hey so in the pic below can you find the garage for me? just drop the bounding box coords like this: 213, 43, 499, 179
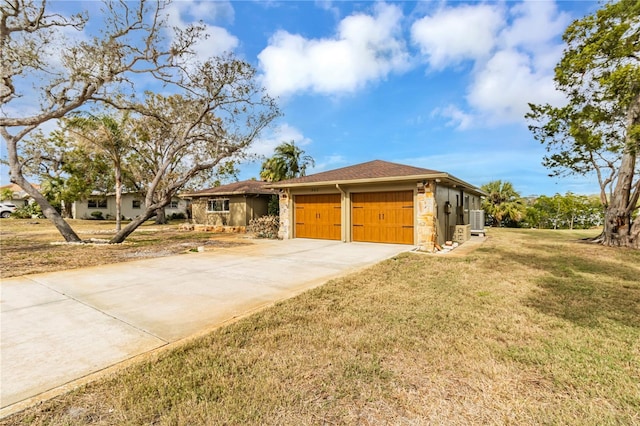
294, 194, 341, 240
271, 160, 485, 251
352, 191, 414, 244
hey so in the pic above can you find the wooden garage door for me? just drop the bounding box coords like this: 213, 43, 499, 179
295, 194, 341, 240
352, 191, 414, 244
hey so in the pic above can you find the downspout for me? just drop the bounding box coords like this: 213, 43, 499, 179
336, 184, 346, 242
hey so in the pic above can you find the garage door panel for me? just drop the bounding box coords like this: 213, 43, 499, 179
295, 194, 341, 240
351, 191, 414, 244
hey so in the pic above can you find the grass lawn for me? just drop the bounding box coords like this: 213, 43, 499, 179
2, 227, 639, 425
0, 219, 250, 278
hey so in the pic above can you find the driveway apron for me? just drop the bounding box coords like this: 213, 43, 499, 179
0, 239, 408, 414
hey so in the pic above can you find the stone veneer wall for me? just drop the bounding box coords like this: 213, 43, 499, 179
416, 183, 437, 252
277, 192, 290, 239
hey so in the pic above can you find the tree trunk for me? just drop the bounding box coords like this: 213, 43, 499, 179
115, 164, 122, 231
109, 209, 155, 243
599, 205, 639, 248
599, 93, 640, 248
4, 131, 82, 242
155, 207, 167, 224
13, 175, 82, 241
62, 201, 73, 219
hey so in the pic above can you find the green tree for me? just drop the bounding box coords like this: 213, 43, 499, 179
525, 193, 604, 230
0, 188, 13, 201
527, 0, 640, 248
260, 141, 315, 182
15, 127, 113, 217
65, 112, 133, 231
481, 180, 526, 227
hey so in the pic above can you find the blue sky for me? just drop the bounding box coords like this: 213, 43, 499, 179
2, 0, 602, 196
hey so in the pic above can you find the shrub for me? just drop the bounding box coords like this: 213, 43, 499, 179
90, 211, 104, 220
170, 212, 186, 220
267, 194, 280, 216
248, 215, 279, 239
12, 203, 44, 219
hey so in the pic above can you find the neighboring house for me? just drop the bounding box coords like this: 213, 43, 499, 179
0, 183, 39, 207
180, 180, 277, 227
268, 160, 486, 252
71, 193, 188, 220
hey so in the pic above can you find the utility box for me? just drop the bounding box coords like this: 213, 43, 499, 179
470, 210, 485, 236
452, 224, 471, 243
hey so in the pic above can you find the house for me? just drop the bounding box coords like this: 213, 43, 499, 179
268, 160, 485, 252
0, 183, 39, 207
180, 180, 277, 228
71, 193, 188, 220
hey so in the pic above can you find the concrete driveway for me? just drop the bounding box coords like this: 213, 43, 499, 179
0, 238, 408, 415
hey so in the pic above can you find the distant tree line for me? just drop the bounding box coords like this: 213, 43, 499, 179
481, 180, 604, 230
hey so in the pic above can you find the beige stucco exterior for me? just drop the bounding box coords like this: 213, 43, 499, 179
190, 194, 270, 227
72, 194, 187, 220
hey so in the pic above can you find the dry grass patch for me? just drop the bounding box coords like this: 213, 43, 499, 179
2, 228, 639, 425
0, 219, 250, 278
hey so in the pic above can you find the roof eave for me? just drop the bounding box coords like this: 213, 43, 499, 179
266, 173, 449, 189
180, 190, 276, 198
267, 173, 486, 196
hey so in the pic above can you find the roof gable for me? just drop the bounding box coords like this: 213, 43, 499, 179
268, 159, 486, 197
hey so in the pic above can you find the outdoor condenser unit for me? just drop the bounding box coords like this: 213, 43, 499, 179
470, 210, 485, 236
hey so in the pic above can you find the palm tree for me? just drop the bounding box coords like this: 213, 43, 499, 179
260, 141, 315, 182
481, 180, 526, 226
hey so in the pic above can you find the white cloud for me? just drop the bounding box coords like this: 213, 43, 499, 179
165, 1, 238, 59
417, 1, 570, 128
315, 0, 340, 19
411, 4, 503, 69
312, 154, 347, 172
258, 3, 410, 97
467, 49, 565, 124
249, 123, 312, 158
431, 105, 474, 130
500, 1, 569, 52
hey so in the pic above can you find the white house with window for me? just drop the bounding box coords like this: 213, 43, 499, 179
71, 193, 188, 220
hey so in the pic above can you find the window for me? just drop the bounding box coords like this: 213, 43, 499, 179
169, 200, 179, 209
132, 200, 141, 209
207, 198, 230, 212
88, 198, 107, 208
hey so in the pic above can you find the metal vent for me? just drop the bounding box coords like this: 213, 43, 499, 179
470, 210, 485, 234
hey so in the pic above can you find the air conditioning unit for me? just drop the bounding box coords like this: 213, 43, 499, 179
470, 210, 485, 236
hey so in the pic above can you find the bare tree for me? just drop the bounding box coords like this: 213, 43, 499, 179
1, 0, 202, 241
111, 56, 280, 243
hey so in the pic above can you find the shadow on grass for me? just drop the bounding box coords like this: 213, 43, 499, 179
491, 243, 640, 329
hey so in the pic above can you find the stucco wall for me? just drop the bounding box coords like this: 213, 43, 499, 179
190, 195, 271, 227
73, 194, 187, 220
246, 195, 270, 222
